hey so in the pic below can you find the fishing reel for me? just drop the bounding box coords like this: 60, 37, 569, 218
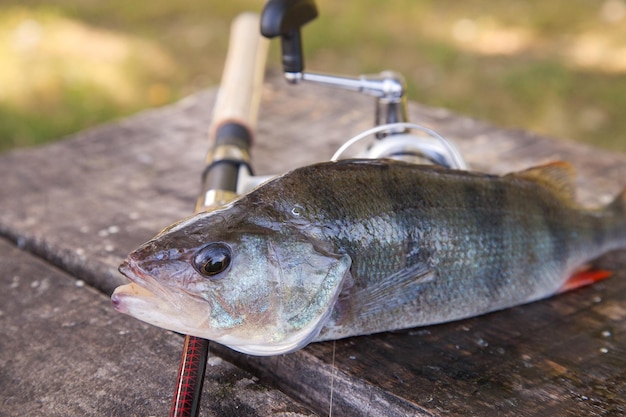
207, 0, 468, 199
260, 0, 467, 169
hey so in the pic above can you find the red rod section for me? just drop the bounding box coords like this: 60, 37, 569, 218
170, 335, 210, 417
169, 13, 267, 416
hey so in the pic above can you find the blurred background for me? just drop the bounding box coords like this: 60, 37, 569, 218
1, 0, 625, 153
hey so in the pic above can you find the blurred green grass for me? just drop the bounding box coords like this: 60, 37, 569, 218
1, 0, 626, 153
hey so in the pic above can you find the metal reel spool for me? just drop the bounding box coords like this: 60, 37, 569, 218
331, 122, 468, 170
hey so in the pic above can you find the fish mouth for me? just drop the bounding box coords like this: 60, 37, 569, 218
118, 259, 148, 286
112, 258, 213, 336
116, 258, 174, 300
111, 282, 155, 313
112, 259, 161, 314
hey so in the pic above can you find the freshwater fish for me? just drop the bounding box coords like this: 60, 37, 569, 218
112, 159, 626, 355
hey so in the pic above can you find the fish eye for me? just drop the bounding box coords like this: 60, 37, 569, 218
193, 243, 232, 278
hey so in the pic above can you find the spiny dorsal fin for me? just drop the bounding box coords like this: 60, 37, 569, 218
508, 161, 577, 201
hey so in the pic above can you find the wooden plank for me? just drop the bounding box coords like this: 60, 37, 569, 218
0, 239, 316, 416
0, 73, 624, 415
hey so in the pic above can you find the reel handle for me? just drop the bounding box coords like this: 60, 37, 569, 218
261, 0, 318, 74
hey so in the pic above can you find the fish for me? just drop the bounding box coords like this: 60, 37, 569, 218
111, 159, 626, 356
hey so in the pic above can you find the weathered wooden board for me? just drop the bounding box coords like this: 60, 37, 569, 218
0, 239, 316, 416
1, 73, 625, 416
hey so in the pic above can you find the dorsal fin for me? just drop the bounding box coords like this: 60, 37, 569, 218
507, 161, 577, 201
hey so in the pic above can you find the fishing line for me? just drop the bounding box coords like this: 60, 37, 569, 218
328, 340, 336, 417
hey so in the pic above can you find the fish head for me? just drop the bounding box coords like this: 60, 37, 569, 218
112, 203, 351, 355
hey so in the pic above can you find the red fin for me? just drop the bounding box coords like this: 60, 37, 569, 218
559, 268, 612, 293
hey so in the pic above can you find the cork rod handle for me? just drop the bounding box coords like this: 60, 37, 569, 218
210, 12, 269, 135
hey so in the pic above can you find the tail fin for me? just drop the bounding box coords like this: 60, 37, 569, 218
607, 188, 626, 216
606, 188, 626, 250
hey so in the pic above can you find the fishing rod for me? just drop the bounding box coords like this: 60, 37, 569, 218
169, 13, 268, 417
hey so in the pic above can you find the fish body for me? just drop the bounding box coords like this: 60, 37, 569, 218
112, 159, 626, 355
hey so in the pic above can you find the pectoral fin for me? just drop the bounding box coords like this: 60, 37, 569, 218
359, 263, 435, 308
317, 262, 435, 341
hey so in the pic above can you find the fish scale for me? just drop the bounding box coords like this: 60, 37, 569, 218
113, 159, 626, 355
